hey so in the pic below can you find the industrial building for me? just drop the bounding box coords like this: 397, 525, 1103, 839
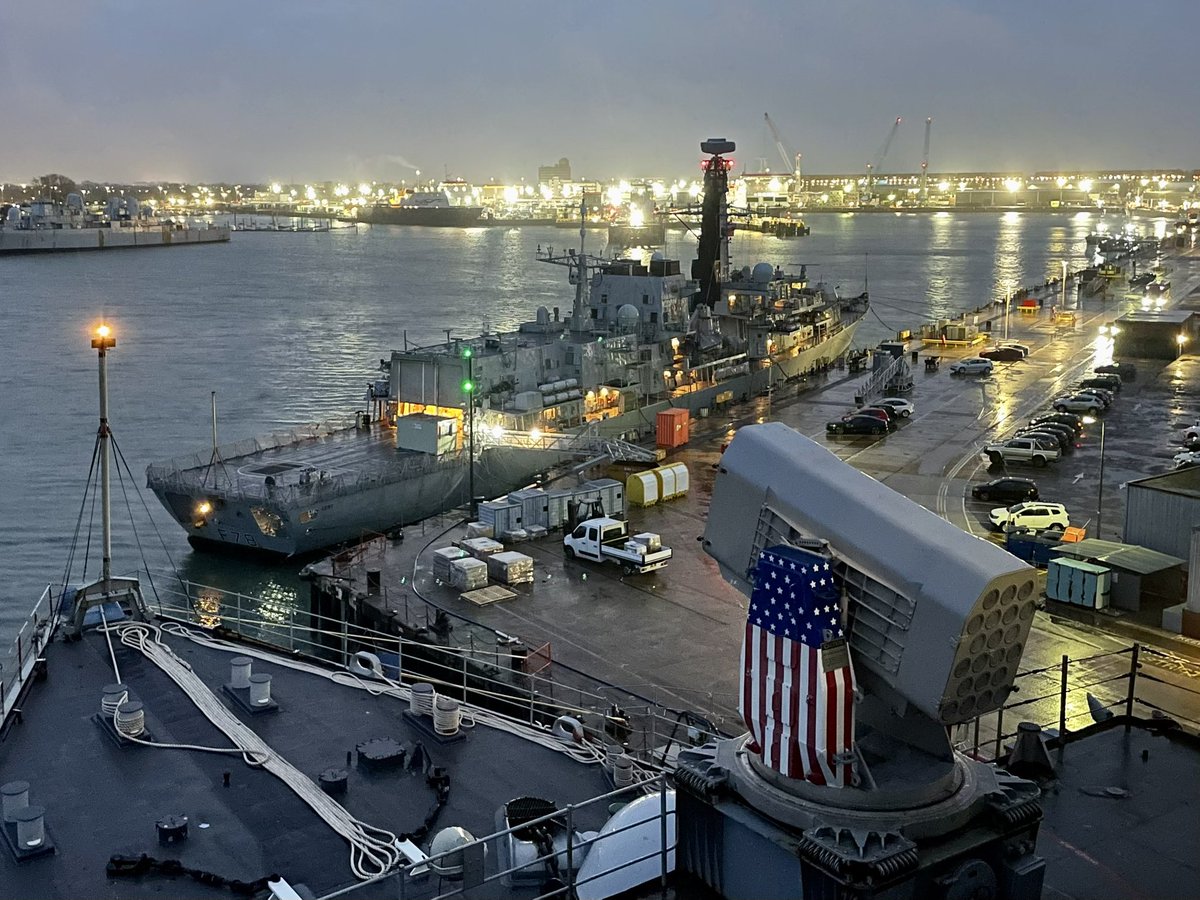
1124, 467, 1200, 561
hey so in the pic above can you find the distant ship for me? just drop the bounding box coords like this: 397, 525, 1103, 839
355, 189, 483, 228
148, 137, 868, 556
0, 195, 230, 254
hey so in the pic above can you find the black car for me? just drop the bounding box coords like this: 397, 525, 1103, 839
1015, 428, 1072, 452
971, 477, 1039, 503
858, 406, 899, 430
1096, 362, 1136, 381
827, 414, 887, 436
1075, 386, 1113, 406
1080, 374, 1121, 393
1031, 412, 1083, 435
1026, 421, 1077, 447
980, 346, 1024, 363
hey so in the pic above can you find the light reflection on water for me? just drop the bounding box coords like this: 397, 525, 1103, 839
0, 211, 1167, 643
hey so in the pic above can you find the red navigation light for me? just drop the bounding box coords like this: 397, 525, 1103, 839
722, 158, 735, 172
700, 159, 711, 171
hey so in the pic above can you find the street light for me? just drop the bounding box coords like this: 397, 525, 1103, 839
462, 346, 476, 519
1178, 333, 1188, 358
1083, 415, 1105, 538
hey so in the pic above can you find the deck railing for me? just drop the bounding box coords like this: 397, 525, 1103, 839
148, 579, 727, 768
956, 642, 1200, 761
0, 587, 58, 726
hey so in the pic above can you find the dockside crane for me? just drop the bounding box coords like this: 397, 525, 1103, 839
919, 117, 933, 203
864, 116, 902, 204
763, 112, 801, 177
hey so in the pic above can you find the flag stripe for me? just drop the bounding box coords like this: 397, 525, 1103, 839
738, 546, 856, 787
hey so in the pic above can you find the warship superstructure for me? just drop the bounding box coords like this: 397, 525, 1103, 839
147, 138, 868, 556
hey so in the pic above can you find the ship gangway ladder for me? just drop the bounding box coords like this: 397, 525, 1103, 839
854, 354, 912, 406
486, 422, 658, 464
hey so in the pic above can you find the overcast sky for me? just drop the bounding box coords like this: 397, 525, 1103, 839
2, 1, 1197, 185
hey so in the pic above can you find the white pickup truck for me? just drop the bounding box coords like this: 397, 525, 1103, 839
982, 438, 1061, 468
563, 517, 672, 575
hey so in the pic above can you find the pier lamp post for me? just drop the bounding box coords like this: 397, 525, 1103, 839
1178, 333, 1188, 359
91, 324, 117, 586
462, 346, 476, 519
1083, 415, 1105, 538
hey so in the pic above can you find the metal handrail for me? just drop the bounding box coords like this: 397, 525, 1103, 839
0, 587, 57, 724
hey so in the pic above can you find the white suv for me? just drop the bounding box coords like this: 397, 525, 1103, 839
989, 501, 1070, 532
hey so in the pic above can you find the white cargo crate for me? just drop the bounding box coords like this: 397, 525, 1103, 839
449, 557, 489, 590
486, 551, 534, 585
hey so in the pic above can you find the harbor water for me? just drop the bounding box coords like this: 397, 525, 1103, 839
0, 211, 1166, 642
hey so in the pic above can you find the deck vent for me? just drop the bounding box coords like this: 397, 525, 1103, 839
319, 767, 349, 796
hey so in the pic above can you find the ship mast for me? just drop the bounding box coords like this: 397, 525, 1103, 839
571, 197, 590, 333
91, 324, 117, 586
693, 138, 736, 309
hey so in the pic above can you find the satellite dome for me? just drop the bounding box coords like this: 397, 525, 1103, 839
740, 266, 752, 279
650, 251, 664, 261
752, 262, 775, 283
429, 826, 481, 877
616, 304, 640, 331
536, 306, 550, 325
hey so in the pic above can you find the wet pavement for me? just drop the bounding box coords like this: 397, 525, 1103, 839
332, 245, 1200, 736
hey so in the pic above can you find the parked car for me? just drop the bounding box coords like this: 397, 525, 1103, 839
1023, 421, 1077, 447
1080, 374, 1121, 392
949, 357, 994, 375
1174, 451, 1200, 470
988, 501, 1070, 532
1031, 412, 1084, 435
1074, 388, 1113, 408
1095, 362, 1136, 381
858, 406, 899, 430
827, 414, 888, 436
1014, 428, 1072, 453
981, 346, 1025, 363
876, 397, 915, 418
971, 477, 1039, 503
998, 342, 1031, 357
982, 438, 1060, 467
1053, 394, 1105, 415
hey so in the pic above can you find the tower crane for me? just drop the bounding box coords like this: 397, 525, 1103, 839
763, 113, 800, 176
919, 117, 933, 203
864, 116, 902, 204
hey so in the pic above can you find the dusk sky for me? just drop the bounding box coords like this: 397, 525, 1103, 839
3, 1, 1197, 185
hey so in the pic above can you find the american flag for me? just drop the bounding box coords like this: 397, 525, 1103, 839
739, 545, 857, 787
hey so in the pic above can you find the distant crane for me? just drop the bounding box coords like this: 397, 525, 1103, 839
865, 116, 902, 204
763, 113, 801, 177
919, 117, 933, 203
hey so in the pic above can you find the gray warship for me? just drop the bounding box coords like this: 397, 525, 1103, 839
146, 138, 868, 556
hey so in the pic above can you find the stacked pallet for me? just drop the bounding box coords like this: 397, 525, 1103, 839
433, 546, 467, 581
458, 537, 504, 560
487, 551, 534, 585
466, 521, 493, 539
449, 557, 489, 590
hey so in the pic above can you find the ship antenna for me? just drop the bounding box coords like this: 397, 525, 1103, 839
92, 324, 117, 586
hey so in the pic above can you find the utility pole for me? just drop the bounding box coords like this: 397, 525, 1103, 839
462, 346, 476, 519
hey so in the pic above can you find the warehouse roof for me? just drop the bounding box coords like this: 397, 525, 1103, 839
1127, 466, 1200, 499
1053, 539, 1185, 575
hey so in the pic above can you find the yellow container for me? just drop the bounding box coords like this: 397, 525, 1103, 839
626, 471, 659, 507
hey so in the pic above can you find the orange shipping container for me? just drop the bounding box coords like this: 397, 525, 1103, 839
656, 408, 690, 448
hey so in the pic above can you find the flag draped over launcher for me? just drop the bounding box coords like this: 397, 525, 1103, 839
739, 545, 857, 787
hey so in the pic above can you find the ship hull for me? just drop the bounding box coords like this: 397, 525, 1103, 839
356, 206, 484, 227
151, 444, 556, 557
0, 224, 230, 254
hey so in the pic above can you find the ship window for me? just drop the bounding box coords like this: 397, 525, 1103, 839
299, 509, 318, 524
590, 308, 597, 318
650, 312, 658, 323
642, 294, 649, 304
250, 506, 284, 537
601, 294, 608, 304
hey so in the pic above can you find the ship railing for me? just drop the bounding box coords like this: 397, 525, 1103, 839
311, 773, 674, 900
148, 578, 730, 768
954, 643, 1200, 763
0, 586, 58, 727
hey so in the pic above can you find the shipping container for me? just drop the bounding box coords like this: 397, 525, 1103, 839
1046, 558, 1111, 609
394, 413, 458, 456
656, 407, 690, 448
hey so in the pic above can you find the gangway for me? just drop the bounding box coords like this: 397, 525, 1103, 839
854, 354, 912, 405
484, 422, 658, 464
